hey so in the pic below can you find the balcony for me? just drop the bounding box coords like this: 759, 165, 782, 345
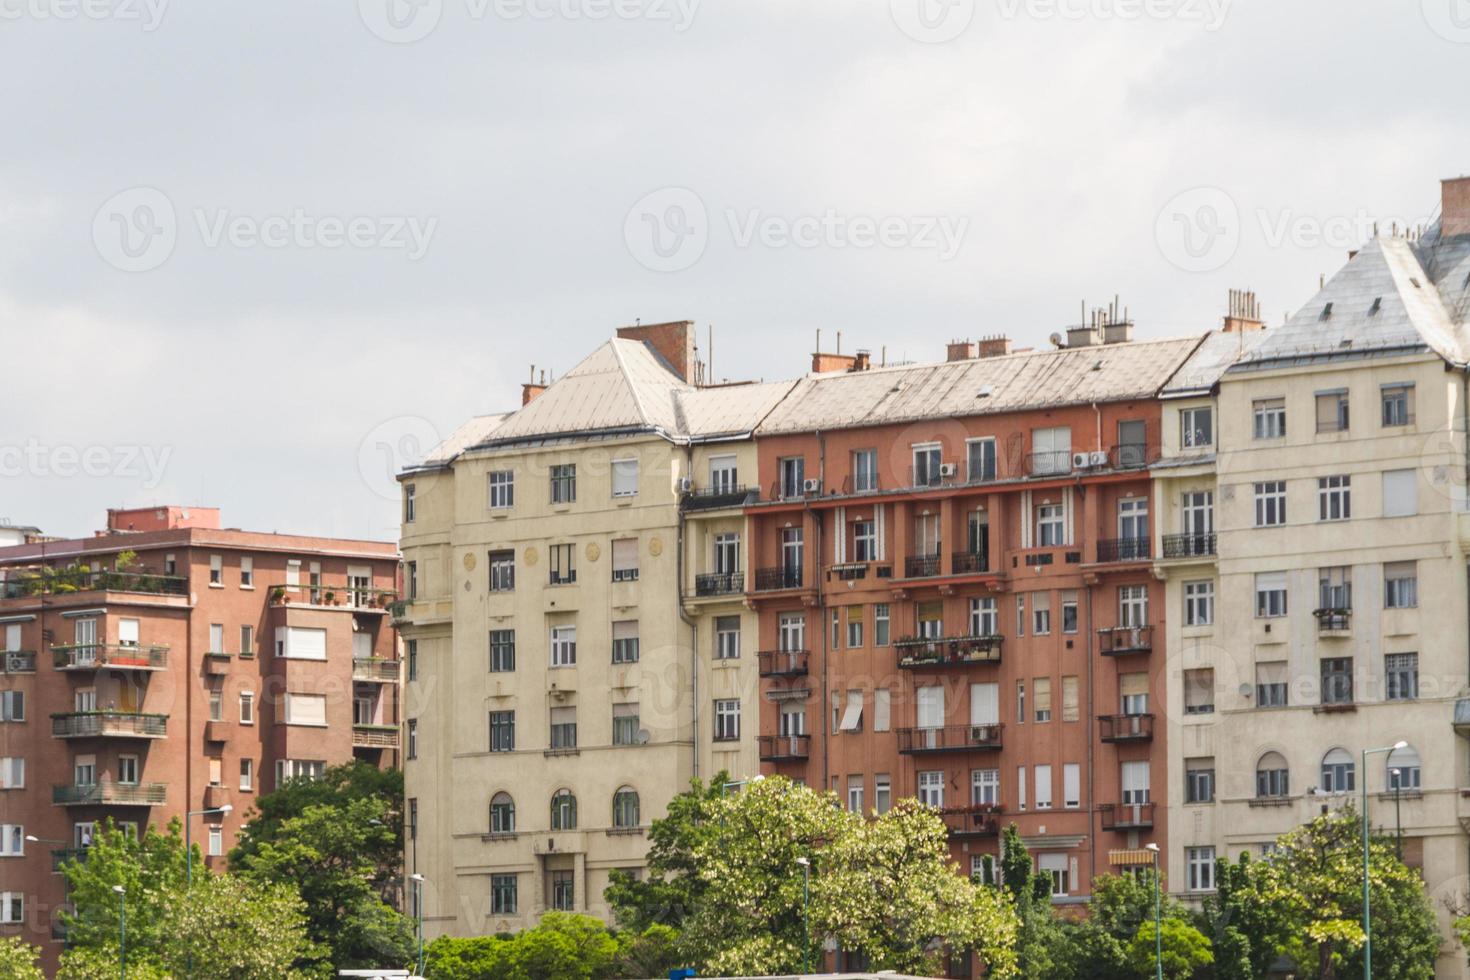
681, 485, 755, 512
896, 635, 1002, 669
53, 781, 167, 806
1099, 713, 1154, 743
758, 733, 811, 761
1097, 625, 1153, 655
1109, 444, 1151, 470
1099, 802, 1155, 830
204, 720, 230, 743
1, 568, 188, 600
951, 551, 989, 575
826, 561, 893, 582
270, 585, 398, 611
204, 784, 230, 810
1314, 608, 1352, 634
352, 723, 399, 749
53, 644, 168, 671
904, 555, 941, 579
694, 572, 744, 597
353, 658, 401, 683
909, 464, 957, 489
1, 650, 36, 673
204, 652, 232, 676
1096, 537, 1150, 563
51, 848, 88, 872
52, 711, 167, 739
758, 649, 810, 678
940, 805, 1002, 838
1161, 533, 1216, 559
896, 724, 1003, 754
1026, 451, 1072, 477
754, 566, 803, 592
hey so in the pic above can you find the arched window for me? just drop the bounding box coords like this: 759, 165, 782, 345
1387, 745, 1422, 791
613, 787, 640, 828
1321, 748, 1355, 793
489, 792, 515, 834
1256, 751, 1289, 798
551, 789, 577, 831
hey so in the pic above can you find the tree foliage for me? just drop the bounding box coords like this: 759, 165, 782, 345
604, 771, 728, 931
1125, 917, 1213, 979
0, 936, 44, 980
159, 873, 320, 979
998, 824, 1068, 979
60, 818, 189, 955
423, 912, 672, 980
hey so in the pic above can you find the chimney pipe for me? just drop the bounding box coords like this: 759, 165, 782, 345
1443, 175, 1470, 239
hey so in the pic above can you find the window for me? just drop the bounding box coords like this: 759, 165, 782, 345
874, 689, 891, 732
916, 684, 945, 732
918, 770, 943, 807
1383, 469, 1418, 517
1315, 390, 1349, 433
1318, 565, 1352, 613
550, 790, 577, 830
1121, 760, 1150, 805
1185, 760, 1215, 803
873, 604, 890, 646
239, 759, 254, 791
1255, 661, 1288, 707
913, 512, 941, 559
1184, 580, 1214, 626
1061, 676, 1079, 722
779, 456, 806, 498
971, 768, 1000, 806
1318, 475, 1351, 521
1015, 680, 1025, 724
276, 759, 325, 787
1255, 572, 1287, 618
1253, 398, 1285, 439
1381, 384, 1414, 427
1186, 847, 1216, 891
1388, 745, 1422, 791
549, 706, 577, 750
611, 458, 639, 497
1063, 763, 1080, 808
1031, 426, 1071, 475
713, 533, 740, 574
1039, 853, 1070, 897
481, 550, 514, 593
708, 455, 738, 493
912, 443, 943, 486
408, 799, 417, 842
1320, 748, 1355, 793
1180, 406, 1213, 448
210, 554, 223, 585
713, 700, 740, 741
1117, 496, 1148, 543
1015, 595, 1025, 637
490, 793, 516, 834
969, 597, 997, 637
489, 711, 515, 752
916, 601, 943, 640
205, 685, 224, 722
780, 527, 804, 578
1320, 657, 1354, 705
0, 758, 24, 789
874, 774, 892, 814
830, 608, 841, 650
1032, 592, 1051, 635
550, 464, 576, 503
491, 875, 518, 914
967, 438, 997, 482
1033, 677, 1052, 723
406, 720, 418, 759
240, 625, 254, 657
778, 612, 805, 652
1386, 653, 1418, 701
846, 776, 864, 814
1385, 561, 1418, 608
549, 870, 574, 911
714, 617, 740, 660
206, 825, 223, 857
3, 689, 29, 721
1118, 585, 1148, 627
488, 629, 516, 673
1181, 490, 1214, 536
1036, 504, 1064, 547
612, 621, 640, 664
1017, 766, 1027, 810
846, 606, 864, 648
206, 757, 222, 787
283, 693, 326, 726
406, 561, 418, 598
613, 787, 640, 827
208, 623, 224, 654
1034, 765, 1052, 809
1254, 481, 1287, 526
74, 756, 96, 787
1256, 752, 1289, 797
240, 556, 253, 587
1120, 672, 1149, 716
404, 483, 416, 522
549, 544, 576, 585
406, 639, 418, 682
1061, 591, 1078, 634
1184, 668, 1214, 715
480, 470, 514, 512
851, 520, 875, 561
851, 449, 878, 492
550, 625, 576, 667
612, 703, 640, 746
1, 892, 24, 924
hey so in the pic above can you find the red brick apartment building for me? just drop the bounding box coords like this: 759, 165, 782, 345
0, 505, 400, 970
746, 327, 1201, 908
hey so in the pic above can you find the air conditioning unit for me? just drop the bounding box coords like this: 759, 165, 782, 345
676, 477, 694, 493
1072, 452, 1093, 469
970, 725, 993, 741
802, 478, 823, 494
1089, 450, 1110, 467
938, 463, 958, 478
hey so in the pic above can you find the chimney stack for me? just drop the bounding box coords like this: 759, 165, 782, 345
977, 335, 1012, 358
1443, 176, 1470, 239
617, 320, 698, 382
852, 350, 871, 372
1222, 289, 1264, 333
522, 367, 549, 405
946, 340, 978, 362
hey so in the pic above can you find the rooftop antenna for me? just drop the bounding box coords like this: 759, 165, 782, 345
836, 331, 842, 355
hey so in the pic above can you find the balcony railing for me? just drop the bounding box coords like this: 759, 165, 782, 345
681, 485, 755, 511
904, 555, 941, 579
967, 459, 998, 484
757, 734, 811, 761
52, 848, 88, 872
1314, 608, 1352, 633
754, 566, 803, 592
53, 781, 167, 806
940, 805, 1002, 838
1, 569, 188, 600
695, 571, 744, 596
1109, 444, 1151, 470
1161, 533, 1216, 558
1026, 451, 1072, 477
1096, 537, 1150, 563
840, 474, 882, 495
758, 649, 810, 677
1097, 625, 1153, 655
951, 551, 989, 575
52, 711, 167, 739
896, 635, 1002, 669
909, 465, 956, 489
1, 650, 36, 673
352, 724, 399, 749
352, 658, 401, 683
896, 724, 1003, 754
1099, 713, 1155, 742
1099, 802, 1155, 830
53, 644, 168, 671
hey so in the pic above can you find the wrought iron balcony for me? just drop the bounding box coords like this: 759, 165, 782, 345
951, 551, 989, 575
53, 781, 167, 806
754, 566, 803, 592
1314, 607, 1352, 633
353, 658, 401, 682
1161, 533, 1215, 559
680, 485, 755, 511
52, 848, 89, 872
1096, 537, 1151, 563
1, 569, 187, 599
53, 644, 168, 671
1109, 443, 1152, 470
758, 649, 810, 678
940, 805, 1003, 838
896, 724, 1003, 754
904, 555, 941, 579
896, 635, 1002, 669
352, 724, 399, 749
694, 571, 744, 596
1025, 451, 1072, 477
1097, 625, 1153, 655
757, 734, 810, 761
1099, 713, 1154, 743
1099, 802, 1155, 830
1, 650, 35, 673
52, 711, 167, 739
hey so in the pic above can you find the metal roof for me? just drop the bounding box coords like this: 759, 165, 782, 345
1161, 328, 1269, 396
407, 413, 511, 472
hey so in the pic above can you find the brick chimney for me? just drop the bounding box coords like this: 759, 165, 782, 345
811, 352, 857, 374
1222, 289, 1264, 333
946, 340, 978, 362
522, 367, 549, 406
617, 320, 697, 382
852, 350, 871, 372
977, 336, 1012, 358
107, 506, 221, 533
1443, 176, 1470, 239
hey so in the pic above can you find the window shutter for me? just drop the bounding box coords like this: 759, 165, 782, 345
1061, 676, 1079, 722
286, 694, 326, 726
917, 686, 945, 728
612, 621, 638, 641
1255, 661, 1287, 685
970, 683, 999, 726
1063, 764, 1080, 805
874, 689, 891, 731
1119, 672, 1149, 697
1034, 678, 1052, 713
612, 538, 638, 571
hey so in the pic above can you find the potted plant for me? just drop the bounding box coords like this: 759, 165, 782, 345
271, 586, 286, 603
324, 590, 337, 606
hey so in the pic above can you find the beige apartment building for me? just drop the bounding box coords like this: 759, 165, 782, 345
1173, 178, 1470, 977
397, 322, 791, 938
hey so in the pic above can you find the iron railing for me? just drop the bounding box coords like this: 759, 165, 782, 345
53, 644, 168, 671
694, 571, 744, 596
757, 734, 811, 760
1314, 608, 1352, 632
1097, 625, 1153, 655
352, 658, 401, 682
352, 724, 400, 748
1161, 533, 1215, 558
53, 781, 167, 806
939, 805, 1003, 837
896, 724, 1003, 754
1, 569, 188, 599
904, 555, 941, 578
951, 551, 989, 574
1096, 537, 1150, 562
895, 635, 1002, 669
758, 650, 810, 677
1099, 713, 1155, 742
51, 712, 167, 738
755, 566, 803, 591
1099, 802, 1155, 830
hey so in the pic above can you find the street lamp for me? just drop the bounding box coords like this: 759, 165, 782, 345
1389, 769, 1403, 860
795, 856, 811, 975
409, 873, 426, 977
184, 804, 233, 886
112, 884, 126, 980
721, 774, 764, 796
1362, 741, 1408, 980
1144, 843, 1162, 980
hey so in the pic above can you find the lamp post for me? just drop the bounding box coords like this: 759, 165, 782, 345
795, 856, 811, 975
184, 804, 232, 886
721, 774, 764, 796
1362, 741, 1407, 980
1389, 768, 1403, 860
112, 884, 126, 980
1144, 843, 1162, 980
410, 873, 425, 977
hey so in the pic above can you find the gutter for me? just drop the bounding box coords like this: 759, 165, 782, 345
678, 445, 699, 780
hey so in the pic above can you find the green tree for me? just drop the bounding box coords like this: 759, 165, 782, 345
59, 819, 189, 958
1199, 852, 1287, 979
1125, 916, 1213, 979
0, 936, 44, 980
604, 771, 728, 931
229, 761, 402, 874
996, 824, 1069, 979
159, 874, 321, 979
56, 947, 170, 980
611, 924, 682, 978
424, 935, 511, 979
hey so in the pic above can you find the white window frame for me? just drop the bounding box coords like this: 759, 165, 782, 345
550, 626, 577, 668
1184, 580, 1214, 626
1180, 405, 1212, 449
488, 470, 515, 509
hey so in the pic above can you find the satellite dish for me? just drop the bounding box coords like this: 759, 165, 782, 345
635, 729, 651, 745
1237, 683, 1252, 697
1049, 332, 1064, 347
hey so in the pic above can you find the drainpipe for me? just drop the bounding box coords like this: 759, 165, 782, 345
679, 446, 699, 780
1463, 371, 1469, 684
1085, 574, 1097, 887
815, 431, 828, 792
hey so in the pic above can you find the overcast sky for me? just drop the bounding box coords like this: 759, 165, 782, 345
2, 0, 1468, 542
